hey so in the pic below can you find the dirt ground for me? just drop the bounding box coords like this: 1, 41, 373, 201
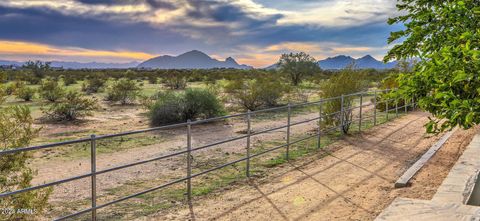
146, 111, 478, 221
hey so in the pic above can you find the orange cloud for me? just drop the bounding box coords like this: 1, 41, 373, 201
0, 40, 155, 62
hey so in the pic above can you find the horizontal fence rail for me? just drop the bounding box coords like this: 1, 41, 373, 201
0, 88, 417, 220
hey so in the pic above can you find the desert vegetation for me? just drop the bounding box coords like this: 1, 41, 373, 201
0, 53, 408, 220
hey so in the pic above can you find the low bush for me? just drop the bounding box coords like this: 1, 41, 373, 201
105, 78, 141, 105
149, 88, 225, 126
224, 78, 288, 111
15, 82, 35, 101
82, 77, 106, 94
43, 91, 97, 121
149, 91, 184, 125
320, 67, 367, 134
39, 77, 65, 102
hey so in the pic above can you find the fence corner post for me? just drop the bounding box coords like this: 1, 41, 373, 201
286, 103, 291, 160
374, 90, 377, 126
340, 94, 345, 134
246, 110, 251, 178
186, 119, 192, 201
90, 134, 97, 221
317, 101, 322, 149
359, 93, 363, 132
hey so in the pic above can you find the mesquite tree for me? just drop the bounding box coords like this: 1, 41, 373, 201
385, 1, 480, 132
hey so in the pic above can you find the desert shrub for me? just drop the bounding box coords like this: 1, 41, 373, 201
372, 74, 407, 112
4, 82, 17, 95
105, 78, 141, 105
147, 75, 158, 84
149, 91, 184, 125
43, 91, 97, 121
82, 77, 106, 94
224, 78, 288, 111
39, 77, 66, 102
183, 88, 225, 120
289, 87, 310, 103
0, 84, 6, 105
0, 105, 52, 220
61, 75, 77, 86
22, 61, 51, 84
162, 70, 188, 90
15, 82, 35, 101
149, 88, 225, 126
320, 67, 367, 134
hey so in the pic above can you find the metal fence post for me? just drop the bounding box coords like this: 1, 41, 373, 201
373, 90, 377, 126
317, 102, 322, 149
286, 103, 291, 160
405, 97, 408, 113
90, 134, 97, 221
395, 99, 398, 118
246, 110, 251, 177
340, 94, 345, 134
186, 120, 192, 201
385, 100, 389, 121
359, 93, 363, 132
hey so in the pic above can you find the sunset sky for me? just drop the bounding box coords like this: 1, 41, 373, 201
0, 0, 402, 67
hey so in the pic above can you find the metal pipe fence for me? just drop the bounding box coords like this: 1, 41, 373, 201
0, 88, 416, 220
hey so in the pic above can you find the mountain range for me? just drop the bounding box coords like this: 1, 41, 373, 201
137, 50, 252, 69
0, 60, 139, 69
318, 55, 396, 70
0, 50, 397, 70
266, 55, 396, 70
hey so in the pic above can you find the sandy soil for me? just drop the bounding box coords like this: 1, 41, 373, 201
31, 106, 329, 203
146, 111, 479, 221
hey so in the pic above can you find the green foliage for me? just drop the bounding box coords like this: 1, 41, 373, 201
43, 91, 97, 121
61, 75, 77, 86
81, 75, 106, 94
278, 52, 320, 86
161, 70, 189, 90
224, 78, 288, 111
0, 105, 52, 220
183, 88, 225, 120
320, 67, 367, 133
0, 84, 6, 105
149, 91, 184, 125
39, 77, 66, 102
4, 82, 17, 96
0, 70, 7, 83
149, 88, 225, 126
105, 78, 141, 105
23, 61, 51, 84
385, 0, 480, 133
14, 82, 35, 102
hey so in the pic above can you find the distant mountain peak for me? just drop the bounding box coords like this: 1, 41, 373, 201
225, 57, 239, 65
137, 50, 252, 69
318, 54, 396, 70
358, 55, 376, 60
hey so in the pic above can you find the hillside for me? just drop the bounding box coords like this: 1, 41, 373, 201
137, 50, 252, 69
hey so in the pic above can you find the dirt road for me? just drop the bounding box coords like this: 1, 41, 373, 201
151, 111, 478, 221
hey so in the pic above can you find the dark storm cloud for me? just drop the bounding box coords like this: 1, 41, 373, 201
77, 0, 176, 9
0, 0, 401, 64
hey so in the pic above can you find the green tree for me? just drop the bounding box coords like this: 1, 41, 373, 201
385, 0, 480, 132
23, 61, 51, 84
39, 77, 66, 102
105, 78, 141, 105
15, 82, 35, 102
320, 67, 367, 134
0, 106, 52, 220
43, 91, 97, 121
278, 52, 320, 86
